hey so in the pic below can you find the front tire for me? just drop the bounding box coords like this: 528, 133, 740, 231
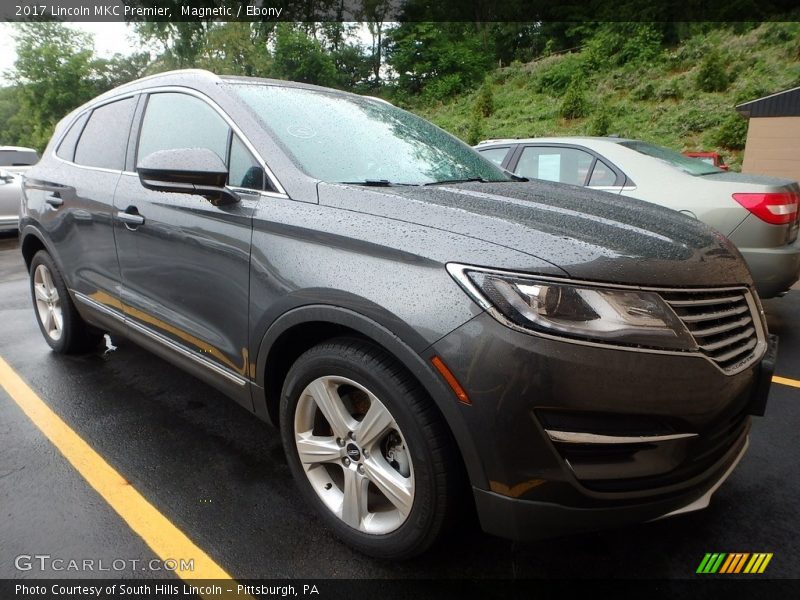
280, 338, 460, 559
29, 250, 103, 353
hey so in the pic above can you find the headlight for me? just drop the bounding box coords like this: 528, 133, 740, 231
448, 264, 696, 351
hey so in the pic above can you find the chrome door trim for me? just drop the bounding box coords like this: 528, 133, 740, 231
73, 291, 248, 387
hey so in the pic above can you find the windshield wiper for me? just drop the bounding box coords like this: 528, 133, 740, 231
338, 179, 418, 187
424, 174, 527, 185
504, 171, 529, 182
423, 177, 489, 186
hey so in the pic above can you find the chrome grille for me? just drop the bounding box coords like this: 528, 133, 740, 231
660, 288, 764, 374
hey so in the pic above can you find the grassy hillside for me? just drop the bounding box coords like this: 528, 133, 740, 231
414, 23, 800, 171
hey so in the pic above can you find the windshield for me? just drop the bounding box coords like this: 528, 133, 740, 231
620, 141, 722, 176
231, 83, 510, 185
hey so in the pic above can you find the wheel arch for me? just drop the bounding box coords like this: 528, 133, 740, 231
254, 304, 487, 489
20, 226, 49, 272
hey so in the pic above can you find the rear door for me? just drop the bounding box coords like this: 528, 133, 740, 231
508, 144, 627, 193
113, 90, 266, 403
34, 96, 136, 312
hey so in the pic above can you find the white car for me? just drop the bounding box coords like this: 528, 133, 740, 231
0, 146, 39, 232
476, 137, 800, 298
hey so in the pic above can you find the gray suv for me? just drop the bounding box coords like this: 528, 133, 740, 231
20, 70, 776, 558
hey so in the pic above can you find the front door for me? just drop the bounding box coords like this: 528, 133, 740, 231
113, 91, 266, 404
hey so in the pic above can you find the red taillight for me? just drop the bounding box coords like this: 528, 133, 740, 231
732, 192, 799, 225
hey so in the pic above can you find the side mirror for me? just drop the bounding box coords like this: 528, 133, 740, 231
137, 148, 240, 206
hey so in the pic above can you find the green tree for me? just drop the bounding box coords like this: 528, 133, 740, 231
94, 52, 151, 89
361, 0, 391, 87
11, 23, 100, 150
272, 24, 339, 87
196, 23, 273, 77
0, 86, 25, 146
385, 23, 494, 101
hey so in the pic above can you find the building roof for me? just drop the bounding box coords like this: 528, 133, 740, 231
736, 86, 800, 118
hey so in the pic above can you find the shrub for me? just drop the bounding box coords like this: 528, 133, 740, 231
631, 82, 656, 101
474, 82, 495, 118
559, 80, 589, 119
535, 54, 588, 96
695, 51, 730, 92
680, 107, 721, 133
466, 113, 483, 146
710, 114, 748, 150
421, 73, 467, 103
588, 108, 612, 136
734, 81, 770, 105
656, 79, 684, 101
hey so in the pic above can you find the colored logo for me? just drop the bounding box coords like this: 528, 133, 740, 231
696, 553, 773, 574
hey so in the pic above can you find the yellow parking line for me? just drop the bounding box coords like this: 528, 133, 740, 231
0, 356, 237, 592
773, 375, 800, 389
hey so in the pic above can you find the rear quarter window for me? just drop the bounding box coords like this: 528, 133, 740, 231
477, 146, 511, 167
56, 113, 90, 163
74, 97, 137, 170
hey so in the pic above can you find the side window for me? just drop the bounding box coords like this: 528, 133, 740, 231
74, 97, 136, 170
588, 159, 619, 186
515, 146, 595, 186
477, 147, 510, 167
56, 112, 89, 162
137, 93, 229, 165
228, 135, 265, 191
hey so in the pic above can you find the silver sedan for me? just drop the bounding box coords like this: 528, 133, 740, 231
476, 137, 800, 298
0, 146, 39, 232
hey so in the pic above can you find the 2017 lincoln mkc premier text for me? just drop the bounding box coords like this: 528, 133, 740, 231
20, 70, 776, 558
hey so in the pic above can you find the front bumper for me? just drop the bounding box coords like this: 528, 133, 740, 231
430, 312, 775, 540
473, 431, 749, 541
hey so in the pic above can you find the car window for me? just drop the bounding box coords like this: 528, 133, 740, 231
621, 141, 721, 176
74, 97, 136, 170
477, 147, 511, 167
0, 149, 40, 166
231, 84, 509, 186
228, 135, 265, 191
588, 159, 618, 186
137, 93, 229, 165
515, 146, 594, 186
56, 113, 89, 163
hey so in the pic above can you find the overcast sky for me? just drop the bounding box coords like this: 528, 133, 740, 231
0, 22, 139, 84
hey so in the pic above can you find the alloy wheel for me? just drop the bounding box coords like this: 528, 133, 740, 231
294, 375, 415, 534
33, 264, 63, 341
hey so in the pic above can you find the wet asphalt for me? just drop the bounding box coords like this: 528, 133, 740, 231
0, 230, 798, 580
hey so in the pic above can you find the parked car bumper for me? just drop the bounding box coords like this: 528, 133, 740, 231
0, 215, 19, 232
740, 239, 800, 298
431, 312, 776, 541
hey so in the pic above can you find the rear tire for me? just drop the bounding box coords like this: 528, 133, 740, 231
29, 250, 103, 353
280, 337, 460, 559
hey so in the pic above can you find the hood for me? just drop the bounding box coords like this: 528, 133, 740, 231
318, 180, 753, 288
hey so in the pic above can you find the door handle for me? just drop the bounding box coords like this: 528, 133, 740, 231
45, 193, 63, 208
118, 207, 145, 229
